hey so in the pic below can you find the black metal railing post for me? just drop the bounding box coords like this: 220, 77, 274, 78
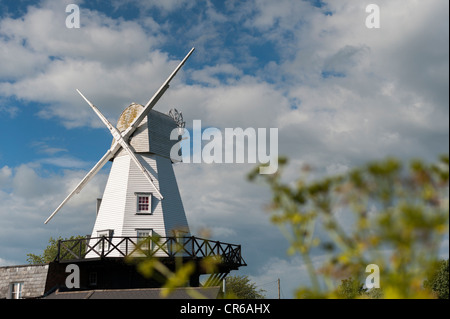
56, 240, 61, 262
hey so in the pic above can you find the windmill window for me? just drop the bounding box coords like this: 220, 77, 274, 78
136, 229, 153, 250
136, 193, 152, 214
10, 282, 23, 299
89, 272, 98, 286
97, 229, 113, 252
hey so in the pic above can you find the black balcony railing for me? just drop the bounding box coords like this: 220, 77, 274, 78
55, 236, 246, 268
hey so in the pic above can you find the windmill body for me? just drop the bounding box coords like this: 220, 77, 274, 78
87, 106, 189, 258
44, 48, 195, 258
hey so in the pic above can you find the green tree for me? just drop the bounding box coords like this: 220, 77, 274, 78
424, 259, 449, 299
336, 277, 366, 299
225, 275, 265, 299
336, 277, 384, 299
27, 235, 86, 264
249, 155, 449, 298
364, 287, 384, 299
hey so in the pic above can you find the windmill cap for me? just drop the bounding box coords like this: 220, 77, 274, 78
116, 103, 144, 132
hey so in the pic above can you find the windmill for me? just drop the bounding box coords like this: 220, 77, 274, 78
43, 48, 246, 291
45, 48, 195, 248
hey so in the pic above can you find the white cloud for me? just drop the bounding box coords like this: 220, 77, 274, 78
0, 40, 48, 80
0, 1, 170, 128
112, 0, 191, 13
190, 64, 243, 86
31, 140, 68, 156
0, 162, 107, 261
39, 156, 90, 169
164, 79, 291, 130
2, 0, 446, 161
0, 166, 12, 185
0, 2, 158, 64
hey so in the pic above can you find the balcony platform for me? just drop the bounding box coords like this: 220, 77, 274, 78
50, 236, 246, 290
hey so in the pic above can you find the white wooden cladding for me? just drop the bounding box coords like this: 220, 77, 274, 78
115, 109, 180, 161
147, 110, 179, 159
87, 152, 190, 258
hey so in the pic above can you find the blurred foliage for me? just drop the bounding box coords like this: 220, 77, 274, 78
128, 234, 224, 299
336, 277, 384, 299
130, 237, 264, 299
248, 155, 449, 299
29, 155, 448, 300
424, 259, 449, 299
225, 275, 266, 299
26, 235, 86, 264
336, 277, 366, 299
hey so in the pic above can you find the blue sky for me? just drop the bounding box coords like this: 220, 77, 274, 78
0, 0, 448, 298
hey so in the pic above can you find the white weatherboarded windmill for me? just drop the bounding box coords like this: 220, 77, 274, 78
45, 48, 195, 256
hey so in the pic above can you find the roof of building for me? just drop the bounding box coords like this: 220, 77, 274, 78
43, 286, 222, 299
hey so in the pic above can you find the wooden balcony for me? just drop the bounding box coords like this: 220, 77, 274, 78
55, 236, 246, 269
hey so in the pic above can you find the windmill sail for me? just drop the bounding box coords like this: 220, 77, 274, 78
44, 48, 195, 224
76, 89, 164, 199
44, 149, 114, 224
121, 47, 195, 140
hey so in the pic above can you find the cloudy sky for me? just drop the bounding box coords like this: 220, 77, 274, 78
0, 0, 448, 298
